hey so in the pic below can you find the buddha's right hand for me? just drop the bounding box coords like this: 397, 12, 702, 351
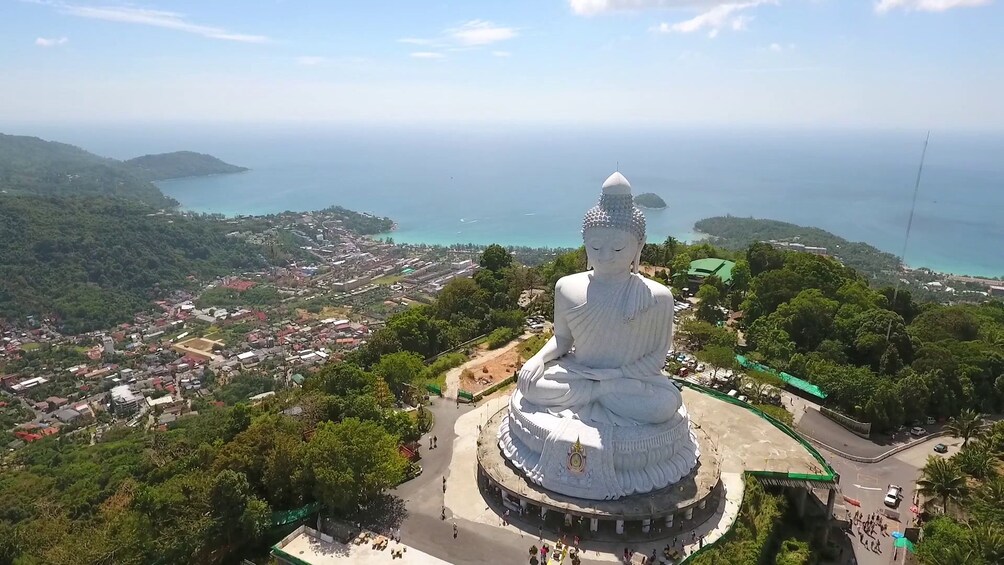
517, 356, 547, 394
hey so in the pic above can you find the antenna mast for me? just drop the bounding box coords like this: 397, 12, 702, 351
887, 131, 930, 342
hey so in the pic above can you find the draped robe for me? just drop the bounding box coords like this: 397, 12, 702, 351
522, 273, 682, 426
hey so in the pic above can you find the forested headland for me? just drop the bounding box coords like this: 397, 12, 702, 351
694, 216, 901, 282
125, 151, 248, 181
0, 133, 177, 209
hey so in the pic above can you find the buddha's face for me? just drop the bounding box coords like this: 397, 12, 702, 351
584, 227, 639, 277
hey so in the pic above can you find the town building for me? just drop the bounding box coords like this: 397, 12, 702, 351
687, 258, 735, 286
111, 384, 143, 414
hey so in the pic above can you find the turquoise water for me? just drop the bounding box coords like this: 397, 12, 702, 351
20, 125, 1004, 277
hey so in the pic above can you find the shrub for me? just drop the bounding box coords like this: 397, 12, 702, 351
754, 403, 794, 426
487, 327, 519, 349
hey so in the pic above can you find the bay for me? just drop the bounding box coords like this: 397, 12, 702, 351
27, 124, 1004, 277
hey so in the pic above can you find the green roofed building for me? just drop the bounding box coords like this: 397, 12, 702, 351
688, 258, 735, 286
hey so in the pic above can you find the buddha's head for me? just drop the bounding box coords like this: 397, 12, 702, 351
582, 172, 646, 275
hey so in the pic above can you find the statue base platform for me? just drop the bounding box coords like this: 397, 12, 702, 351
478, 405, 722, 524
498, 390, 700, 500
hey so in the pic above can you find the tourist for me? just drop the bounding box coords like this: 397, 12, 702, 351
433, 435, 438, 448
453, 523, 458, 539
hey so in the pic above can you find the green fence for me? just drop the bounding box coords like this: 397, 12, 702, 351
270, 502, 321, 527
735, 355, 828, 400
458, 390, 474, 401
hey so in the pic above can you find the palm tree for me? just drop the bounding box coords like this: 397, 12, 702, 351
947, 408, 985, 447
917, 456, 969, 515
955, 442, 998, 479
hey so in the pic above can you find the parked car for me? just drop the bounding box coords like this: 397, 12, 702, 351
884, 484, 903, 507
696, 363, 706, 372
910, 427, 927, 437
933, 443, 948, 454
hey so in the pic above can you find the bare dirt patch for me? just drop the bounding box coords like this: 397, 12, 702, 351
459, 345, 522, 395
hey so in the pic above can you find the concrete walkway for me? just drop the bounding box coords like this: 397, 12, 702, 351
678, 472, 744, 556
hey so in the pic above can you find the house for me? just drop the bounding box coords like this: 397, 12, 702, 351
237, 351, 260, 368
687, 258, 736, 286
45, 396, 69, 410
54, 408, 82, 424
10, 376, 48, 393
248, 391, 275, 404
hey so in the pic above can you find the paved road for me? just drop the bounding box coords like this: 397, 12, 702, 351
825, 436, 957, 565
393, 397, 568, 565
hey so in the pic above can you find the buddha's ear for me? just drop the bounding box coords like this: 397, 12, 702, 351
632, 247, 642, 274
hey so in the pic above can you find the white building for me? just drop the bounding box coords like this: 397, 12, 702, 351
111, 385, 143, 414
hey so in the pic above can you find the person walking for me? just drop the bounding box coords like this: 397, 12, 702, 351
453, 523, 458, 539
433, 436, 438, 448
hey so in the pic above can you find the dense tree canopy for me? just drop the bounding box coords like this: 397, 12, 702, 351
0, 133, 177, 208
0, 195, 268, 332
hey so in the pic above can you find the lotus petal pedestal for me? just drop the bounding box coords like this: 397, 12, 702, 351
498, 390, 700, 501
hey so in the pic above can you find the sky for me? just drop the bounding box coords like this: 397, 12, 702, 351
2, 0, 1003, 128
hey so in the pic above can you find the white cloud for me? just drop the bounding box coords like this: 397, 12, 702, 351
769, 42, 782, 52
401, 20, 518, 52
50, 3, 269, 43
35, 36, 68, 47
295, 56, 326, 66
447, 20, 518, 46
570, 0, 722, 16
875, 0, 991, 13
653, 1, 774, 37
410, 52, 445, 59
492, 50, 511, 57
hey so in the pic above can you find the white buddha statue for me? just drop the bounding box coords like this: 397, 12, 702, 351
499, 172, 699, 500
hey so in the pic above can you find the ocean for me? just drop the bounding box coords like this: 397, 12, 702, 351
18, 124, 1004, 277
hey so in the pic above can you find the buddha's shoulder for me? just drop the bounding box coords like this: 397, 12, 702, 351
555, 272, 591, 290
633, 274, 674, 302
